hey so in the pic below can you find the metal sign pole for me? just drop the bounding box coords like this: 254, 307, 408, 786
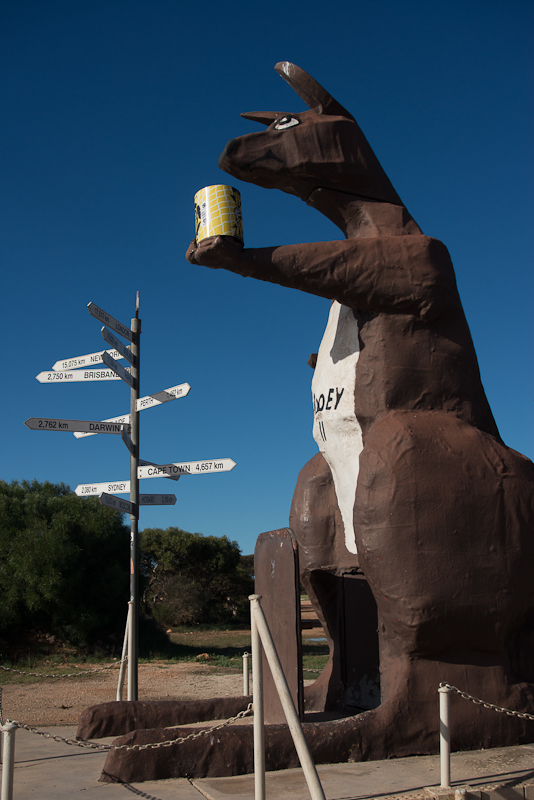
128, 295, 141, 702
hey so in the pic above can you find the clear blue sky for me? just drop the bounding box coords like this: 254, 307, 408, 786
2, 0, 532, 557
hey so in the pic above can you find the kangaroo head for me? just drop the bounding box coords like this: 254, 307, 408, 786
219, 62, 403, 208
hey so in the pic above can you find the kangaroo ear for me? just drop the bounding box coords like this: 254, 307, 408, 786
240, 111, 287, 125
274, 62, 354, 120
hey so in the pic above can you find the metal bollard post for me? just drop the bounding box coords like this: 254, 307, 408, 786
243, 652, 250, 696
250, 594, 326, 800
1, 722, 18, 800
250, 596, 265, 800
439, 685, 451, 788
116, 602, 132, 701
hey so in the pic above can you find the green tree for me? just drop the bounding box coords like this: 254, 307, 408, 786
140, 527, 254, 626
0, 480, 130, 647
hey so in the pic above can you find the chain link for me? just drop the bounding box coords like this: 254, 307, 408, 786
439, 682, 534, 721
0, 660, 126, 680
5, 703, 254, 753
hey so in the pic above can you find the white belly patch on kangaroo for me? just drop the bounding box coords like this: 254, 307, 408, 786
312, 301, 362, 554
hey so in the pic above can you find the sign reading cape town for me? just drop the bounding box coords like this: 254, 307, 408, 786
25, 418, 129, 434
138, 459, 236, 478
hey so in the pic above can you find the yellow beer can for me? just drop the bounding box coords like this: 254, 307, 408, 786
194, 185, 243, 244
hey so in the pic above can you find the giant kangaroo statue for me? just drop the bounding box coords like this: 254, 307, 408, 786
97, 62, 534, 782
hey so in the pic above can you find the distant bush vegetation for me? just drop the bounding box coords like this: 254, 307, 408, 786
0, 481, 254, 657
0, 480, 130, 649
140, 527, 254, 627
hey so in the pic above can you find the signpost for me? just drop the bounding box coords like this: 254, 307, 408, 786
36, 369, 124, 383
138, 458, 236, 478
24, 418, 128, 434
76, 481, 131, 497
139, 494, 176, 506
101, 327, 135, 364
100, 492, 137, 515
73, 383, 190, 438
102, 351, 135, 388
25, 294, 236, 706
87, 302, 133, 342
52, 348, 127, 372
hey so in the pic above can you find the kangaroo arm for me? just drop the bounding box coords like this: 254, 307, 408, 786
187, 235, 460, 320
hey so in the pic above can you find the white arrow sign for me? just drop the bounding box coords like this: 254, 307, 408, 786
139, 460, 181, 481
101, 327, 135, 365
25, 417, 129, 434
36, 369, 124, 383
75, 466, 181, 496
102, 351, 135, 388
99, 492, 137, 515
138, 459, 236, 478
88, 302, 133, 342
73, 383, 191, 438
138, 494, 177, 506
76, 481, 131, 497
52, 348, 128, 372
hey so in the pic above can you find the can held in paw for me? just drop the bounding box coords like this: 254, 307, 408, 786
194, 185, 243, 244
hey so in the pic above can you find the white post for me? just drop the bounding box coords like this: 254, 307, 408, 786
243, 652, 250, 696
249, 594, 326, 800
250, 597, 265, 800
439, 685, 451, 788
116, 603, 131, 701
1, 722, 17, 800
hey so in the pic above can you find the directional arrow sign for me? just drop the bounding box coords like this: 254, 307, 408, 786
102, 351, 135, 388
138, 459, 236, 478
25, 417, 129, 434
100, 493, 137, 515
52, 348, 128, 372
139, 494, 177, 506
122, 427, 135, 454
139, 460, 181, 481
75, 466, 181, 496
136, 383, 191, 411
36, 369, 123, 383
76, 481, 131, 497
73, 383, 191, 438
88, 302, 133, 342
101, 327, 135, 365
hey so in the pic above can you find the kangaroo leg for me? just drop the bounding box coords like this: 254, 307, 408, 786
289, 452, 358, 712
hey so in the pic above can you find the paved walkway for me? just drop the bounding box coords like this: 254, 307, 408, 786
1, 724, 534, 799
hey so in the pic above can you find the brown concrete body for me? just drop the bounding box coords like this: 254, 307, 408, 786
98, 62, 534, 783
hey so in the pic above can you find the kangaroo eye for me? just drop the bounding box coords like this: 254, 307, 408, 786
274, 116, 300, 130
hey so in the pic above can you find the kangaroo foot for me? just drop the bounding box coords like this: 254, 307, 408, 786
77, 696, 252, 740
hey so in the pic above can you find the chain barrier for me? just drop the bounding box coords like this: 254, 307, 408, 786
439, 682, 534, 721
5, 702, 254, 753
0, 660, 126, 680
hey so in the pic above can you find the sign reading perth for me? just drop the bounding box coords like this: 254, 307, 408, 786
73, 383, 191, 438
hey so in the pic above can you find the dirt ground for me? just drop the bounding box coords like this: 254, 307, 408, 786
2, 602, 324, 728
1, 661, 248, 727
